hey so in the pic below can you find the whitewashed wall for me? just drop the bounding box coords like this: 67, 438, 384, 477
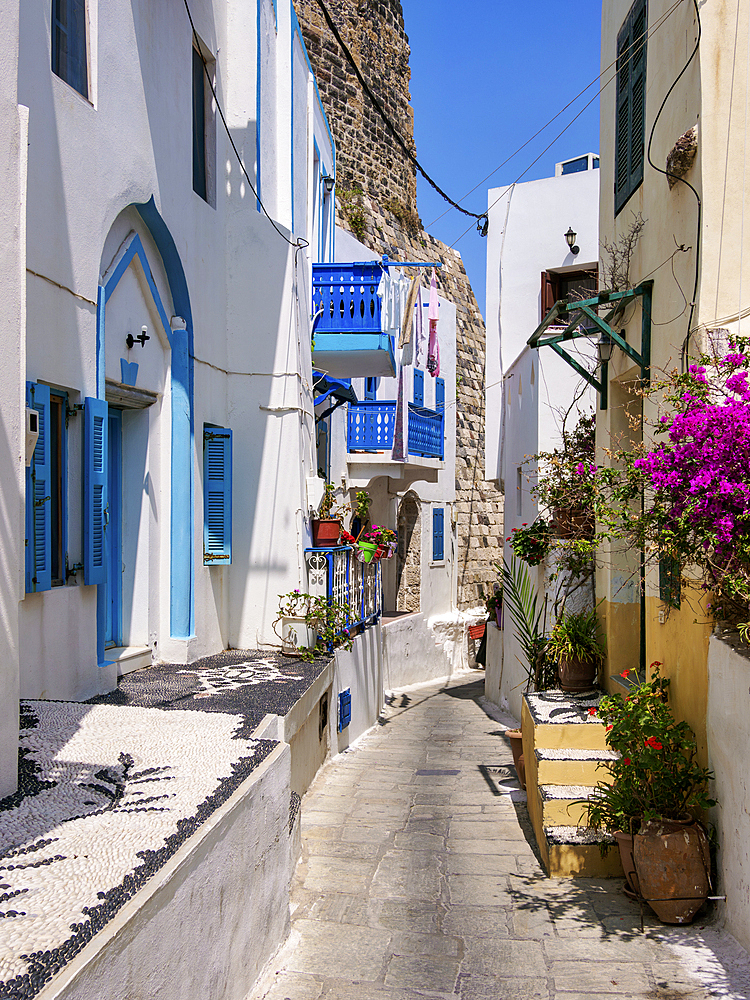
707, 635, 750, 955
0, 0, 24, 795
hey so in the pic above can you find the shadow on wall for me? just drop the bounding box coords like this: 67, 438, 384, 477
396, 494, 420, 613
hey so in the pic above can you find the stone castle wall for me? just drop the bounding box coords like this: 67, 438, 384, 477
295, 0, 504, 608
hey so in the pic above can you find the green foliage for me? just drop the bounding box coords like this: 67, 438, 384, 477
501, 556, 554, 691
339, 186, 367, 241
580, 664, 715, 833
317, 484, 350, 520
353, 490, 373, 520
508, 520, 551, 566
383, 197, 421, 234
532, 411, 596, 516
546, 606, 606, 667
276, 591, 354, 662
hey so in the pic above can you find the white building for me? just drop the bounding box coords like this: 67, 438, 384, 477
484, 155, 600, 719
0, 0, 337, 782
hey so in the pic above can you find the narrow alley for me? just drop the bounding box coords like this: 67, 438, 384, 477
252, 672, 750, 1000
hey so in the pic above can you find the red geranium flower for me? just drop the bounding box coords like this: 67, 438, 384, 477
645, 737, 663, 750
588, 707, 597, 716
623, 757, 631, 765
606, 724, 613, 731
620, 669, 630, 678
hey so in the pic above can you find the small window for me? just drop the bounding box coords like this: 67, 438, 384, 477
615, 0, 648, 215
52, 0, 88, 99
659, 554, 681, 609
432, 507, 444, 562
413, 370, 424, 407
203, 427, 232, 565
192, 46, 207, 201
561, 156, 589, 175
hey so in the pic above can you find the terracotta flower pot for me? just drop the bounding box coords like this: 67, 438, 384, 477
633, 818, 710, 924
506, 729, 526, 790
558, 655, 599, 692
312, 518, 341, 546
614, 830, 640, 895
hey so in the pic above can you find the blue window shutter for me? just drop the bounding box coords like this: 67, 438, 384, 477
365, 377, 377, 400
436, 377, 445, 412
432, 507, 444, 562
25, 382, 52, 593
338, 688, 351, 732
413, 369, 424, 407
204, 427, 232, 565
84, 396, 108, 587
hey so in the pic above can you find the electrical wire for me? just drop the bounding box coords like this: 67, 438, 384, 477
427, 0, 686, 230
182, 0, 308, 252
644, 0, 702, 370
313, 0, 487, 230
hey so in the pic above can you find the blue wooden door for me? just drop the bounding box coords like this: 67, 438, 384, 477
105, 409, 122, 648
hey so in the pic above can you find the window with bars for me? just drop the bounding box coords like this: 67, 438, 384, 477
615, 0, 648, 215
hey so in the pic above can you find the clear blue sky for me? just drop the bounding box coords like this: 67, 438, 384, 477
403, 0, 602, 318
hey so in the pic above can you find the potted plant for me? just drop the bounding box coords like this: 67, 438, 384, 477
532, 411, 597, 540
546, 606, 605, 692
351, 489, 373, 538
501, 556, 555, 692
311, 484, 350, 547
508, 520, 551, 566
582, 664, 715, 923
274, 590, 355, 661
358, 524, 396, 562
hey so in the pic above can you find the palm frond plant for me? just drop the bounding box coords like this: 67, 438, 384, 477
501, 556, 554, 691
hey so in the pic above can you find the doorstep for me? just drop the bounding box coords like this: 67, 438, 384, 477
106, 645, 152, 677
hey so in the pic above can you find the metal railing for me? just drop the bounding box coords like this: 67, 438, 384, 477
312, 262, 382, 334
347, 400, 444, 460
305, 546, 382, 634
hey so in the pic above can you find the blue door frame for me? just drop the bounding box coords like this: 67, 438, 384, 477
105, 409, 122, 648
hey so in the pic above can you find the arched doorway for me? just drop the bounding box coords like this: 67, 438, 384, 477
396, 493, 421, 612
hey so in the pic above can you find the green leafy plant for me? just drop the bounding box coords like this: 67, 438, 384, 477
581, 663, 715, 833
508, 520, 551, 566
317, 484, 350, 521
532, 410, 597, 519
353, 490, 373, 521
501, 556, 554, 690
546, 606, 606, 667
275, 590, 355, 662
339, 186, 367, 241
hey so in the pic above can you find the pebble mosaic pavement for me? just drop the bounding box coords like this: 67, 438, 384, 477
0, 650, 327, 999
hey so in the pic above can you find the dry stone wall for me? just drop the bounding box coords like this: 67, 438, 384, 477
295, 0, 504, 608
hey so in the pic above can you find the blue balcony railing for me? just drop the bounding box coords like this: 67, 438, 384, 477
305, 546, 382, 637
312, 262, 382, 333
347, 401, 444, 460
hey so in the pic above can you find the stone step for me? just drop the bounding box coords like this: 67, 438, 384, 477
542, 824, 623, 878
535, 747, 616, 786
538, 783, 598, 827
525, 689, 609, 752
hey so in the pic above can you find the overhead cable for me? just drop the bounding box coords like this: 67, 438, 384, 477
313, 0, 488, 233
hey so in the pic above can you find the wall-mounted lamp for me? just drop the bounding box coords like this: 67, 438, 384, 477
596, 331, 615, 366
564, 227, 580, 256
323, 175, 335, 194
126, 325, 150, 349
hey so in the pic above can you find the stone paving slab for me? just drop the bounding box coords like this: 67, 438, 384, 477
249, 671, 750, 1000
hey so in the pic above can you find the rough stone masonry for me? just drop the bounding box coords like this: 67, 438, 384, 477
294, 0, 505, 608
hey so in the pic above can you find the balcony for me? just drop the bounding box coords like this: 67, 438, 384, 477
346, 400, 444, 486
311, 262, 396, 378
305, 546, 382, 632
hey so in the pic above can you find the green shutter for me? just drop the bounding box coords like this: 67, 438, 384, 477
615, 0, 648, 215
26, 382, 52, 593
204, 427, 232, 564
84, 396, 108, 586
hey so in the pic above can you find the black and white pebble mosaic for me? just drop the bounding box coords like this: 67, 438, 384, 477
0, 699, 276, 997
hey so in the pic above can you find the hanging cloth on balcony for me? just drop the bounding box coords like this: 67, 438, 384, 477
377, 267, 408, 338
391, 362, 406, 462
427, 268, 440, 377
398, 276, 421, 349
414, 284, 424, 367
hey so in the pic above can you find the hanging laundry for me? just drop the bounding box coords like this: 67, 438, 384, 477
377, 266, 406, 338
414, 284, 424, 367
391, 360, 406, 462
427, 267, 440, 377
398, 275, 421, 349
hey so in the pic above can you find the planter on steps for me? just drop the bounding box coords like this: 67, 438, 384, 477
633, 818, 710, 924
506, 729, 526, 790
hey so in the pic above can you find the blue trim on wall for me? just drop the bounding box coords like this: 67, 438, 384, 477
289, 2, 335, 171
136, 198, 195, 643
95, 201, 195, 651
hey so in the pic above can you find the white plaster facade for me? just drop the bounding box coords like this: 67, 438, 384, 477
484, 159, 599, 720
12, 0, 334, 710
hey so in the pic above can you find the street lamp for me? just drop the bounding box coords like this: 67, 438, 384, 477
596, 332, 615, 366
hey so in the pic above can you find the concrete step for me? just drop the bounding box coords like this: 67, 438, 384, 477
535, 747, 616, 786
107, 645, 152, 677
538, 783, 598, 827
542, 824, 623, 878
525, 689, 609, 752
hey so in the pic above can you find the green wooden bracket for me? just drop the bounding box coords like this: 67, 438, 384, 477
548, 341, 604, 394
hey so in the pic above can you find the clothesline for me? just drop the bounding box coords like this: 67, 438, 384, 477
380, 254, 442, 270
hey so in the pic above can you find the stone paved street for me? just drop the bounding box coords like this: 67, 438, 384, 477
251, 672, 750, 1000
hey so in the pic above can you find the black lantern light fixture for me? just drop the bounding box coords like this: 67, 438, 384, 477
564, 227, 580, 256
323, 175, 335, 194
596, 331, 615, 366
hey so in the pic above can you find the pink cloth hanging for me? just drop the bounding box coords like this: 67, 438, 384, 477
427, 268, 440, 377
